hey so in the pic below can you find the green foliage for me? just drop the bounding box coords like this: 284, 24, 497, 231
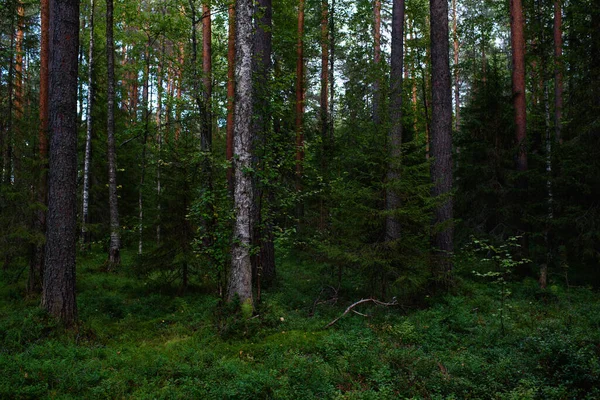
3, 251, 600, 399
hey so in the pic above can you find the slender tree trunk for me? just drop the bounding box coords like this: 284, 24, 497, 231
81, 0, 95, 249
202, 2, 212, 153
319, 0, 329, 230
386, 0, 404, 242
29, 0, 50, 293
106, 0, 121, 268
373, 0, 382, 125
226, 2, 235, 191
12, 1, 24, 183
139, 39, 151, 255
452, 0, 460, 131
3, 27, 15, 184
430, 0, 454, 278
553, 0, 562, 144
510, 0, 527, 172
329, 0, 335, 148
228, 0, 254, 308
42, 0, 79, 326
295, 0, 305, 198
176, 42, 184, 141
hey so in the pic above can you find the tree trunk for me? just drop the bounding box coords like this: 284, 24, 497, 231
228, 0, 254, 308
452, 0, 460, 131
329, 0, 335, 148
42, 0, 79, 326
30, 0, 50, 293
553, 0, 562, 144
176, 42, 184, 141
373, 0, 382, 125
226, 2, 235, 191
319, 0, 329, 230
430, 0, 454, 278
510, 0, 527, 172
295, 0, 305, 198
202, 3, 212, 153
386, 0, 404, 243
81, 0, 94, 249
139, 38, 151, 255
106, 0, 121, 268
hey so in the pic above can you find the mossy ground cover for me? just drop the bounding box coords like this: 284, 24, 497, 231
1, 249, 599, 399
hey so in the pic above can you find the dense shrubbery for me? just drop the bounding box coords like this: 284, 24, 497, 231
1, 249, 599, 399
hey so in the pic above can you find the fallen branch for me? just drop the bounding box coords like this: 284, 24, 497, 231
324, 297, 397, 329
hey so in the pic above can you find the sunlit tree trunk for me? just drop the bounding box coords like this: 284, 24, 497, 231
42, 0, 79, 326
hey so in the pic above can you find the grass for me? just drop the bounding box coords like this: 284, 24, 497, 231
1, 248, 599, 399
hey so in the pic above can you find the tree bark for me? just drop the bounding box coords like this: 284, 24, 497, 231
29, 0, 50, 293
81, 0, 94, 249
228, 0, 254, 307
386, 0, 404, 243
510, 0, 527, 172
106, 0, 121, 268
430, 0, 454, 276
553, 0, 562, 144
42, 0, 79, 326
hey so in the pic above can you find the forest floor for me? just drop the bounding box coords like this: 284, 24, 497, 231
1, 247, 600, 399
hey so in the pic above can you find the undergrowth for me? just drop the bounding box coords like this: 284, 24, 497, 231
0, 247, 599, 399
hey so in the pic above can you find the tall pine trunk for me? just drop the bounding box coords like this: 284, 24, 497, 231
386, 0, 404, 243
106, 0, 121, 268
42, 0, 79, 326
510, 0, 527, 172
228, 0, 254, 308
430, 0, 454, 279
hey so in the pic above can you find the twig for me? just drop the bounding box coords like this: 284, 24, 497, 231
324, 297, 397, 329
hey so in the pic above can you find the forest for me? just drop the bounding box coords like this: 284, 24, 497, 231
1, 0, 600, 397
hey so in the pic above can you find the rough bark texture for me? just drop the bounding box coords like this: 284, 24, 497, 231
81, 0, 94, 248
226, 3, 235, 191
430, 0, 454, 275
42, 0, 79, 326
14, 1, 24, 121
228, 0, 254, 307
373, 0, 382, 125
252, 0, 275, 290
29, 0, 50, 293
386, 0, 404, 243
106, 0, 121, 268
510, 0, 527, 172
553, 0, 562, 144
